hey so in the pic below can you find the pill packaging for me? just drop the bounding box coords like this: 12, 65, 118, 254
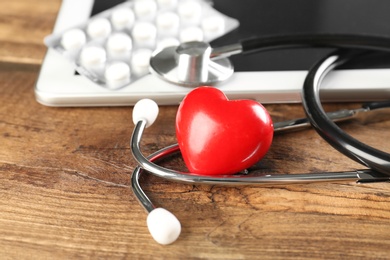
44, 0, 239, 90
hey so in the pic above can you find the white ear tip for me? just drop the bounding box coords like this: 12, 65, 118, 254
132, 99, 159, 127
147, 208, 181, 245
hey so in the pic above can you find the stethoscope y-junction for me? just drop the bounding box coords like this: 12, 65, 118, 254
130, 34, 390, 245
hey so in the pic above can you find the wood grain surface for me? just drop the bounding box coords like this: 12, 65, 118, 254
0, 0, 389, 259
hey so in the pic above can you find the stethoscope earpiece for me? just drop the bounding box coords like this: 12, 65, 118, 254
132, 99, 181, 245
147, 208, 181, 245
132, 98, 159, 128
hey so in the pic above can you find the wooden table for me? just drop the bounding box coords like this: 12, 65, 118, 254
1, 0, 389, 258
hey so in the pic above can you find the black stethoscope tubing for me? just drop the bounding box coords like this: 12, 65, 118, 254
220, 33, 390, 176
302, 49, 390, 175
239, 34, 390, 55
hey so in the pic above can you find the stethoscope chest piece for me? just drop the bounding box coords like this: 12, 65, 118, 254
150, 41, 234, 87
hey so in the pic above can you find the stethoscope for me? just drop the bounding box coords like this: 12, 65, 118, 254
130, 34, 390, 245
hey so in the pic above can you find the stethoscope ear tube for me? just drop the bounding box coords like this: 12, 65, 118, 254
302, 50, 390, 175
131, 35, 390, 245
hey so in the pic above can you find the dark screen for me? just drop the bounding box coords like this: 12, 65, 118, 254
91, 0, 390, 71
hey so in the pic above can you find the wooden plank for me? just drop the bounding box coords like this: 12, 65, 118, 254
0, 0, 60, 64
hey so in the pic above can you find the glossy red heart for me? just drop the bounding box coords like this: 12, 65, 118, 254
176, 87, 273, 175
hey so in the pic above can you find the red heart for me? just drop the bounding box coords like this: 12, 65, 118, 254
176, 87, 273, 175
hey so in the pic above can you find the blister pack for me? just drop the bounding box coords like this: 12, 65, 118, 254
44, 0, 239, 90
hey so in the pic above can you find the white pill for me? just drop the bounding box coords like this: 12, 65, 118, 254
104, 62, 131, 88
79, 45, 106, 68
157, 37, 180, 50
111, 8, 135, 30
202, 16, 225, 37
131, 48, 152, 75
180, 26, 204, 42
147, 208, 181, 245
132, 22, 157, 47
156, 12, 180, 36
134, 0, 157, 20
61, 28, 86, 51
178, 1, 202, 25
107, 33, 132, 55
87, 18, 112, 39
157, 0, 178, 9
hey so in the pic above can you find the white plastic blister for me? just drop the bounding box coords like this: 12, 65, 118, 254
44, 0, 239, 90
